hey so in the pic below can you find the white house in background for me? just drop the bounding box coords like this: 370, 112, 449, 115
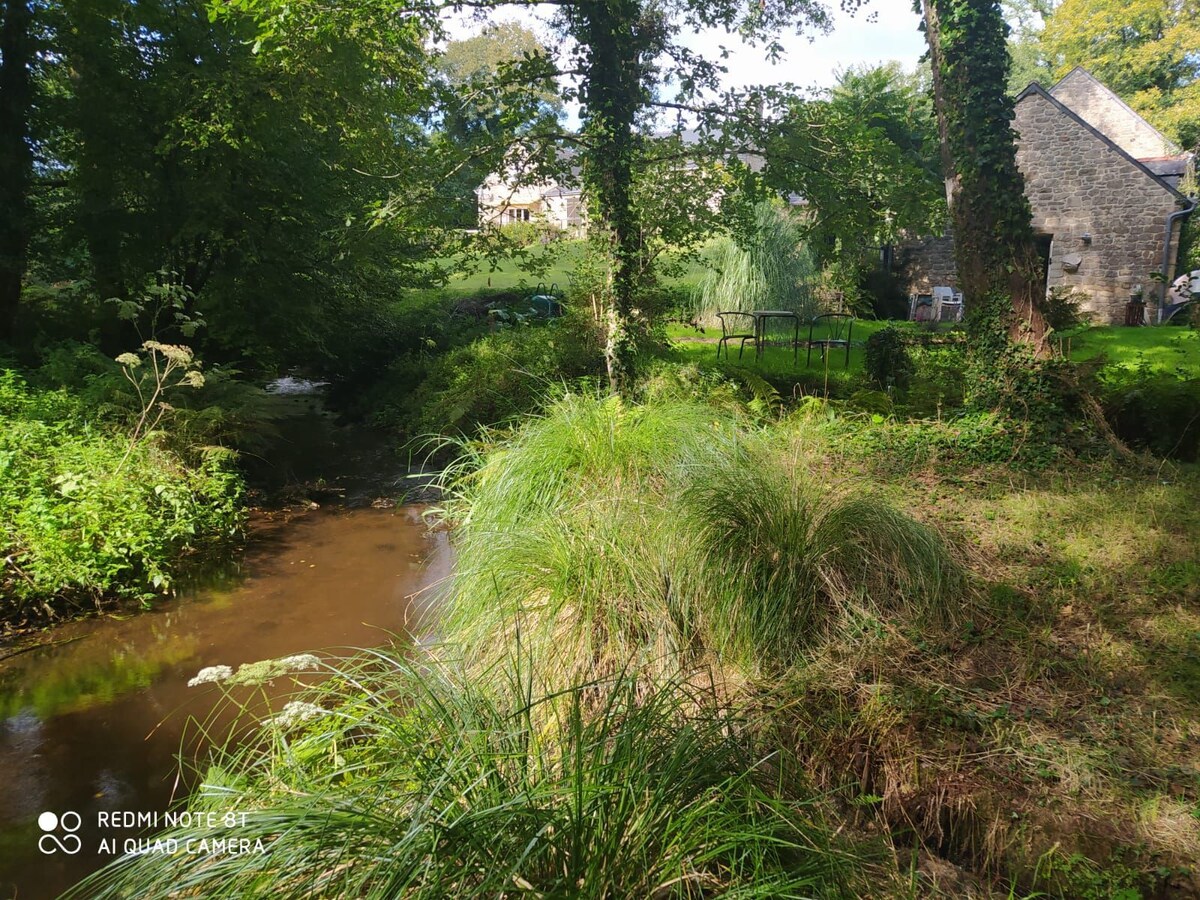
475, 171, 585, 235
476, 133, 790, 236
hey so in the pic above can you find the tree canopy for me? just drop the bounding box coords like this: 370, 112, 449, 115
1040, 0, 1200, 147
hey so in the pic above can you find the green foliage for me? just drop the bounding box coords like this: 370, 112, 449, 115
73, 655, 852, 899
857, 262, 913, 320
1043, 286, 1088, 333
1042, 0, 1200, 147
864, 325, 915, 390
766, 63, 945, 257
905, 340, 968, 415
16, 0, 448, 369
693, 202, 816, 321
924, 0, 1055, 403
1101, 372, 1200, 461
1003, 0, 1055, 95
676, 442, 964, 666
398, 311, 605, 436
0, 370, 243, 615
440, 394, 964, 682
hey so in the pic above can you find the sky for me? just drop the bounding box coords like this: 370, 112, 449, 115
680, 1, 927, 94
441, 0, 929, 127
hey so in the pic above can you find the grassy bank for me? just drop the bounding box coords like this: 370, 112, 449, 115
0, 369, 244, 628
73, 384, 1200, 897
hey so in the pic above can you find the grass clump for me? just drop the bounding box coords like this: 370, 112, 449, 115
439, 394, 731, 686
72, 653, 856, 899
441, 393, 965, 683
676, 445, 964, 668
692, 202, 817, 323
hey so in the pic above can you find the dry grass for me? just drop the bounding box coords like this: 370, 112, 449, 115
773, 415, 1200, 897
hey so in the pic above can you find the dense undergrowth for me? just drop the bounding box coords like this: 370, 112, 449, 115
0, 367, 244, 626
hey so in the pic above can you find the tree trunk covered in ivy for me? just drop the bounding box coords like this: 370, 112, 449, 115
566, 1, 650, 393
0, 0, 35, 343
920, 0, 1052, 390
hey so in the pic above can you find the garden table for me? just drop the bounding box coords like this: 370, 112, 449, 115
747, 310, 801, 362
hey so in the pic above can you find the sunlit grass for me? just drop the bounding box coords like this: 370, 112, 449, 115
70, 653, 858, 899
439, 393, 965, 684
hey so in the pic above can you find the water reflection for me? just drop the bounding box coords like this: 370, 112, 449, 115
0, 506, 450, 899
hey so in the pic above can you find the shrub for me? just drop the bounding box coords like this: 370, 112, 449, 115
0, 370, 244, 616
864, 325, 914, 390
856, 263, 912, 321
402, 311, 605, 436
1043, 287, 1088, 332
1102, 373, 1200, 461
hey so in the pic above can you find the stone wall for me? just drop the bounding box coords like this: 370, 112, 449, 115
900, 232, 957, 294
1014, 88, 1182, 323
1048, 68, 1176, 159
901, 85, 1185, 324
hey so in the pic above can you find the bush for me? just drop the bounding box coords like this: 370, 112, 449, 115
1102, 373, 1200, 461
857, 264, 912, 321
0, 370, 244, 617
1043, 287, 1088, 332
864, 325, 914, 390
400, 311, 605, 436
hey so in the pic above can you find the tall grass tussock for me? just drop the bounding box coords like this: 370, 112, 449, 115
71, 653, 857, 899
441, 393, 965, 683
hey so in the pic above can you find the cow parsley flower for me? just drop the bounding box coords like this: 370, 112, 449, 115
187, 665, 233, 687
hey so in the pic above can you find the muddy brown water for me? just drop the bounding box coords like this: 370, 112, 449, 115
0, 386, 452, 899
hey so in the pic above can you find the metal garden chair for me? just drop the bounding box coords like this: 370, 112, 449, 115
805, 313, 855, 368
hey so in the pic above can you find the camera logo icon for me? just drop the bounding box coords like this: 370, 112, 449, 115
38, 811, 82, 855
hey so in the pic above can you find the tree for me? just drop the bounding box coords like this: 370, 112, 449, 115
16, 0, 443, 366
434, 23, 564, 227
920, 0, 1052, 394
0, 0, 35, 342
1041, 0, 1200, 148
1003, 0, 1054, 95
791, 63, 943, 251
212, 0, 858, 391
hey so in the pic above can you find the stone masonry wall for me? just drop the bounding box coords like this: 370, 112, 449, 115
1014, 89, 1182, 323
902, 232, 957, 294
1048, 68, 1175, 159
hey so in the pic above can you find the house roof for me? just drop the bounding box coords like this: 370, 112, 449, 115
1014, 81, 1189, 205
1047, 66, 1180, 157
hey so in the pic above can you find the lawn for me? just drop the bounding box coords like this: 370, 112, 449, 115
1063, 323, 1200, 377
434, 241, 591, 294
668, 317, 1200, 385
424, 241, 712, 296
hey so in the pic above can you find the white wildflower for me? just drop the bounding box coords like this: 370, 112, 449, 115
187, 665, 233, 687
115, 352, 142, 368
277, 654, 321, 672
266, 701, 327, 728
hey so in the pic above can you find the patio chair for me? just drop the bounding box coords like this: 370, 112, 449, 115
805, 313, 854, 368
715, 311, 757, 360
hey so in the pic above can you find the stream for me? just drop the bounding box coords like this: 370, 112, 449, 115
0, 383, 451, 899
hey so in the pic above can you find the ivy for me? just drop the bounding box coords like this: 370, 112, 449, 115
920, 0, 1060, 418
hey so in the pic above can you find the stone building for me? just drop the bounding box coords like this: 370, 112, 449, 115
905, 67, 1195, 323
